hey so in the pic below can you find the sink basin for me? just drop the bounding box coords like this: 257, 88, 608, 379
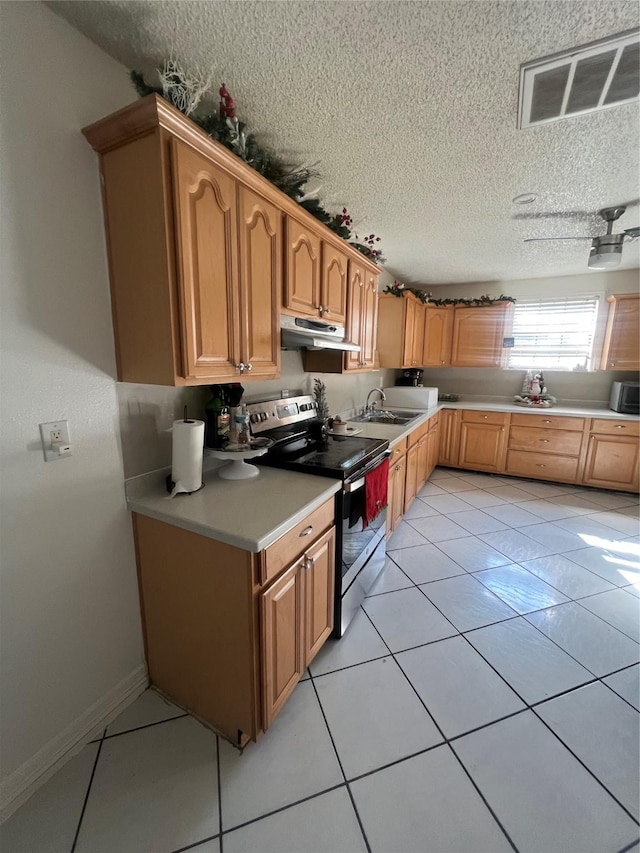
351, 409, 423, 426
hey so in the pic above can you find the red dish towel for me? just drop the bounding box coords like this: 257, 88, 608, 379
364, 458, 390, 528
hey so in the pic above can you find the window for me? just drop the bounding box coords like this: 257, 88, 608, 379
507, 296, 600, 371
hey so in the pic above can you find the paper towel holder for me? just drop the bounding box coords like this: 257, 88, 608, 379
165, 473, 205, 495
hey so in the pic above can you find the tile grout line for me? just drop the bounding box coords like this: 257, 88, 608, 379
307, 672, 372, 853
363, 578, 638, 833
216, 734, 223, 853
530, 707, 640, 827
91, 712, 190, 743
69, 726, 106, 853
357, 606, 521, 852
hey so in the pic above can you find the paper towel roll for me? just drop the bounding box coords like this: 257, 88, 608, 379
168, 419, 205, 498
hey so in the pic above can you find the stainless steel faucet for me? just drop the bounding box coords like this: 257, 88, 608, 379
364, 387, 386, 415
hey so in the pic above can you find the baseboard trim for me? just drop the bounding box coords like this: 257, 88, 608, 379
0, 664, 148, 824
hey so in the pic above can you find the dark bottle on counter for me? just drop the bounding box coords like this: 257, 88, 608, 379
205, 385, 231, 448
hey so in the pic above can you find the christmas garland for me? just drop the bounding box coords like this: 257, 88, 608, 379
130, 62, 385, 264
383, 281, 516, 306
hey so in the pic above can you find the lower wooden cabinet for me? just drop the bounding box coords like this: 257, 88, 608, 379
404, 441, 420, 512
133, 498, 335, 745
387, 450, 407, 536
458, 412, 508, 473
439, 409, 461, 467
583, 427, 639, 492
261, 527, 334, 728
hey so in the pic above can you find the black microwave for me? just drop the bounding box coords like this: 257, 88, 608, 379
609, 381, 640, 415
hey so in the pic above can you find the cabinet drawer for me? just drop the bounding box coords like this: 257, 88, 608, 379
261, 498, 334, 585
590, 419, 640, 437
462, 410, 509, 426
408, 421, 430, 447
510, 413, 585, 431
506, 450, 579, 483
508, 426, 583, 456
389, 438, 408, 461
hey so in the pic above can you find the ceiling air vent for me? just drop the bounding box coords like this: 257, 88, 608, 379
519, 29, 639, 128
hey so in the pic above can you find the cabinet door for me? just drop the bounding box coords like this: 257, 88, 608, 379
237, 185, 282, 379
402, 297, 417, 367
451, 304, 510, 367
458, 422, 507, 472
344, 262, 366, 371
583, 435, 640, 491
439, 410, 461, 467
416, 436, 429, 492
261, 560, 305, 729
304, 528, 336, 664
172, 140, 240, 380
601, 294, 640, 370
361, 271, 379, 369
423, 306, 453, 366
412, 303, 426, 367
321, 244, 348, 324
427, 419, 440, 479
283, 216, 321, 318
404, 442, 420, 511
391, 456, 407, 531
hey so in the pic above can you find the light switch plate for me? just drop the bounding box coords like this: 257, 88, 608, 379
39, 420, 72, 462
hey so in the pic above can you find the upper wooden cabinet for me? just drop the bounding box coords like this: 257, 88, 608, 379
283, 216, 322, 319
601, 293, 640, 371
302, 260, 379, 374
450, 303, 513, 368
423, 305, 454, 367
83, 95, 378, 385
377, 293, 425, 368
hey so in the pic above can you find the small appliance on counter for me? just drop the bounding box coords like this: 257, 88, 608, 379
609, 380, 640, 415
396, 368, 424, 386
382, 386, 439, 409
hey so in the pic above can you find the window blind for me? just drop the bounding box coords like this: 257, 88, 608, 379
507, 296, 599, 371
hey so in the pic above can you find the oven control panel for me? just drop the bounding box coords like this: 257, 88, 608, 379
245, 395, 317, 434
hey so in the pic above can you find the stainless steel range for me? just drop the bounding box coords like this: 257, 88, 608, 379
246, 393, 390, 637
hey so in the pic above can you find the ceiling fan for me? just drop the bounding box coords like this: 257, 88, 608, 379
524, 206, 640, 270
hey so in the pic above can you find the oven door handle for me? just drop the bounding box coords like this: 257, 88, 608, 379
344, 450, 393, 493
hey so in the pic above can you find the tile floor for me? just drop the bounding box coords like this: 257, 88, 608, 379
2, 469, 640, 853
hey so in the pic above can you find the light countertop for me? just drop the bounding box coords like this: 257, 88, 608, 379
345, 396, 639, 448
126, 465, 340, 553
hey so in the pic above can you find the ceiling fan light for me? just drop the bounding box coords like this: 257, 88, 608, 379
587, 235, 623, 270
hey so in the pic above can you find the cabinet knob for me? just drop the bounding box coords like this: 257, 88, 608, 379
615, 425, 625, 429
299, 525, 313, 538
543, 420, 551, 424
611, 362, 616, 367
482, 415, 488, 419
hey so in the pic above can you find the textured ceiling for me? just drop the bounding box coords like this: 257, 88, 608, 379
50, 0, 640, 286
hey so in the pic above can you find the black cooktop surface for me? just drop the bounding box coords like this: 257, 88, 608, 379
258, 433, 388, 480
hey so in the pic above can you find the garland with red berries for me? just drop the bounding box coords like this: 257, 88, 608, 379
130, 65, 385, 264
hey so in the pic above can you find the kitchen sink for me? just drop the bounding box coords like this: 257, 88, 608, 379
351, 409, 423, 426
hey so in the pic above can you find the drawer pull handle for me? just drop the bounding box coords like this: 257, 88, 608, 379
299, 526, 313, 538
543, 420, 551, 424
615, 425, 625, 429
482, 415, 488, 419
536, 464, 546, 468
540, 439, 549, 443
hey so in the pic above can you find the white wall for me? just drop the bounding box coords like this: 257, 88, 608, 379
417, 269, 640, 402
0, 2, 145, 815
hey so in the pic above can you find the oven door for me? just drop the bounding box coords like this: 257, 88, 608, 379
334, 453, 391, 636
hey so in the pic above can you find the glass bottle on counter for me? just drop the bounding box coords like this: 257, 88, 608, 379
205, 385, 230, 448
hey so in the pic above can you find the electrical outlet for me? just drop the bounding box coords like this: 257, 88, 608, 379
39, 420, 72, 462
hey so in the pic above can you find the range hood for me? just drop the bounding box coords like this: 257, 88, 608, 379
280, 315, 360, 353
